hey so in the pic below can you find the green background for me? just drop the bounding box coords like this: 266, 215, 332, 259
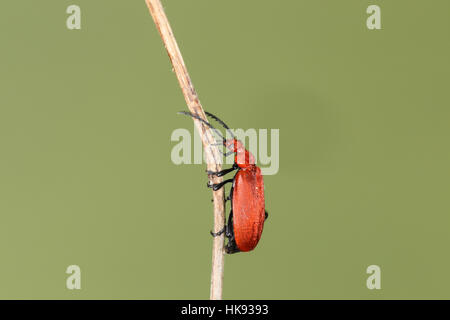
1, 0, 449, 299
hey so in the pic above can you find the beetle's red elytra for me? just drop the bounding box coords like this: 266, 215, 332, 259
231, 165, 265, 252
179, 111, 268, 254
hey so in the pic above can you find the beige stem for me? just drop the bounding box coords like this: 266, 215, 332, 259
145, 0, 226, 300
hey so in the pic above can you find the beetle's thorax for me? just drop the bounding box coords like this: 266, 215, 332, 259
225, 139, 256, 169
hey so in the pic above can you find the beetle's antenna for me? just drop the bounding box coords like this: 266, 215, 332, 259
178, 111, 226, 143
205, 112, 235, 139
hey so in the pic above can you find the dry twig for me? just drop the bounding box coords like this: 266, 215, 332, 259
145, 0, 226, 300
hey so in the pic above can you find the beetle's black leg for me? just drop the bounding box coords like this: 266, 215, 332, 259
210, 208, 233, 237
222, 151, 234, 157
206, 164, 238, 177
228, 180, 234, 202
225, 241, 240, 254
265, 210, 269, 220
210, 227, 225, 237
210, 207, 233, 237
225, 238, 240, 254
207, 179, 233, 191
224, 210, 241, 254
225, 210, 234, 238
224, 185, 234, 235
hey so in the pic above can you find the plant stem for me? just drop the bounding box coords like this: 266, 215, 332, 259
145, 0, 226, 300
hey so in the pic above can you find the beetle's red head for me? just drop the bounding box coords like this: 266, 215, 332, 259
178, 111, 256, 168
225, 139, 255, 168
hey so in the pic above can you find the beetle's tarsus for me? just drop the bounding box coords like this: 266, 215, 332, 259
222, 151, 234, 157
206, 164, 238, 177
210, 228, 225, 237
207, 179, 233, 191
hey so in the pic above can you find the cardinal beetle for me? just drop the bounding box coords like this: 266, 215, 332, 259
179, 111, 268, 254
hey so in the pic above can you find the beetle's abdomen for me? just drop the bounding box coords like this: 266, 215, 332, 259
232, 166, 265, 252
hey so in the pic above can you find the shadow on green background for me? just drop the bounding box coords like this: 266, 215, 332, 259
0, 1, 449, 299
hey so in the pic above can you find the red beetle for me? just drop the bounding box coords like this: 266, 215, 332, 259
179, 111, 268, 254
